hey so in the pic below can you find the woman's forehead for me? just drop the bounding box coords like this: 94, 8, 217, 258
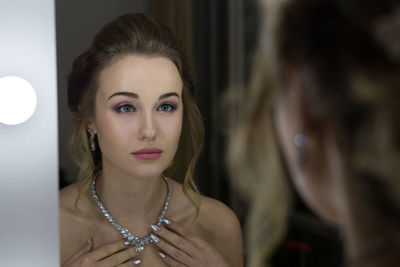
96, 55, 183, 100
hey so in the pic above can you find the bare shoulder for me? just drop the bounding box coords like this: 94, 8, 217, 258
198, 195, 243, 267
168, 180, 243, 266
59, 182, 78, 209
168, 180, 242, 242
59, 182, 85, 218
198, 195, 243, 244
59, 183, 92, 264
198, 195, 241, 231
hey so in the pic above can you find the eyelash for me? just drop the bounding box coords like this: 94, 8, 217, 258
157, 103, 177, 112
115, 104, 136, 113
114, 103, 177, 113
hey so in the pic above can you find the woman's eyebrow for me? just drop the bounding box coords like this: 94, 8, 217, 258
107, 91, 180, 101
159, 92, 180, 100
107, 91, 139, 101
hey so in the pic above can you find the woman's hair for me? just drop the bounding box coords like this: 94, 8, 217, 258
67, 13, 204, 213
228, 0, 400, 265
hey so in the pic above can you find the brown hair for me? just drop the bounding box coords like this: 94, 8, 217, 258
67, 13, 204, 213
229, 0, 400, 265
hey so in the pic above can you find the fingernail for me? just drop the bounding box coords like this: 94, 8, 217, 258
133, 259, 142, 265
163, 218, 171, 225
158, 251, 166, 259
124, 241, 132, 246
150, 233, 160, 243
150, 224, 160, 232
85, 238, 93, 246
135, 246, 144, 253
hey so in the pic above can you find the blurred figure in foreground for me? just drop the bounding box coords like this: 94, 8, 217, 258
228, 0, 400, 266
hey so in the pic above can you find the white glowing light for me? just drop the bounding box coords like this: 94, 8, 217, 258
0, 76, 37, 125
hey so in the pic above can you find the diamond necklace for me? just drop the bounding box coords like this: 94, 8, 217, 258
91, 172, 171, 253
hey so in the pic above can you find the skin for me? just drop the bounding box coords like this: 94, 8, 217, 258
59, 55, 243, 266
274, 69, 343, 224
90, 55, 183, 180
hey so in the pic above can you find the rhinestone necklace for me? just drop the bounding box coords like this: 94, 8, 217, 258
91, 173, 171, 253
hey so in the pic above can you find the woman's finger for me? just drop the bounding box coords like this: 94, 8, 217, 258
152, 223, 200, 259
151, 231, 195, 266
157, 251, 186, 267
100, 245, 141, 266
118, 258, 142, 267
163, 219, 210, 251
62, 239, 94, 266
157, 220, 231, 267
87, 239, 129, 262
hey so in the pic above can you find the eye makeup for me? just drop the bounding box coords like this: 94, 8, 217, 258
157, 102, 178, 112
113, 103, 137, 113
110, 99, 180, 114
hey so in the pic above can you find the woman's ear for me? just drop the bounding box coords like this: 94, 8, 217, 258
283, 65, 315, 134
275, 64, 311, 173
85, 118, 97, 133
277, 64, 344, 224
281, 64, 329, 170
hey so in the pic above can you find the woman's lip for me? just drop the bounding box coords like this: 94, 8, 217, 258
132, 147, 162, 154
132, 148, 162, 160
132, 152, 162, 160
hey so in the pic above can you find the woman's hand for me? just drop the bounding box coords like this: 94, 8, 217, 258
62, 239, 142, 267
150, 219, 231, 267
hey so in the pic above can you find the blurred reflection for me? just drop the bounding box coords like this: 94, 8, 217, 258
228, 0, 400, 266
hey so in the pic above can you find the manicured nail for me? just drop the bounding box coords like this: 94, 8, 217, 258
163, 218, 171, 225
150, 233, 160, 243
133, 259, 142, 265
150, 224, 160, 232
135, 246, 144, 253
158, 251, 166, 259
85, 238, 93, 246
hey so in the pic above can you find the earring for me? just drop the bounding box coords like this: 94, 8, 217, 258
88, 128, 96, 151
294, 133, 307, 147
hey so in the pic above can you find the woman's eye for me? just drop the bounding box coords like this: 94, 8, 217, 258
116, 104, 135, 113
158, 103, 175, 112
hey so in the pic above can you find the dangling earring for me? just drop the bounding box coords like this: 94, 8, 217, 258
88, 128, 96, 151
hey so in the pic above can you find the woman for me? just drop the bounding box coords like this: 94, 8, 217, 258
60, 13, 243, 266
228, 0, 400, 266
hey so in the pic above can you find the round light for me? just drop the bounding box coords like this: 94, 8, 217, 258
0, 76, 37, 125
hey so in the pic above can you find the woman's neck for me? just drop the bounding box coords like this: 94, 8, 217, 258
93, 166, 167, 224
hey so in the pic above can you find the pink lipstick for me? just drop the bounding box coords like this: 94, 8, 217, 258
132, 147, 162, 160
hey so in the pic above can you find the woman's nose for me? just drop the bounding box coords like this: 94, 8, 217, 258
138, 112, 156, 141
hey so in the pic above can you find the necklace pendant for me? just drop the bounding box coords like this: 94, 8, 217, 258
135, 245, 144, 253
126, 236, 140, 246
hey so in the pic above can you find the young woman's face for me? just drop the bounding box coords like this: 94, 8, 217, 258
89, 55, 183, 178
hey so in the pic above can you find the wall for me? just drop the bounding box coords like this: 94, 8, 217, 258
0, 0, 58, 265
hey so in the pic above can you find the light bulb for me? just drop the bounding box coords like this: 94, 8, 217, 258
0, 76, 37, 125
